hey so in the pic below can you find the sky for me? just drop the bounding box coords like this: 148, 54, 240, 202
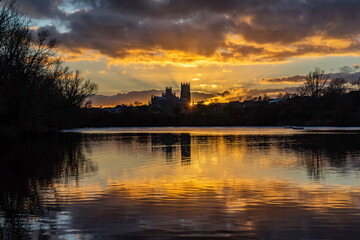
15, 0, 360, 105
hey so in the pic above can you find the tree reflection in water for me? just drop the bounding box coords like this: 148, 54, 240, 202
276, 134, 360, 179
0, 134, 96, 240
153, 132, 360, 178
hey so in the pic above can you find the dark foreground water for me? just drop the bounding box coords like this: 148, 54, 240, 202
2, 127, 360, 239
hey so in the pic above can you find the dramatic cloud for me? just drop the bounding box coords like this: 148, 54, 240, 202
260, 75, 306, 84
20, 0, 360, 65
16, 0, 65, 18
327, 72, 360, 82
261, 68, 360, 84
15, 0, 360, 99
217, 90, 231, 97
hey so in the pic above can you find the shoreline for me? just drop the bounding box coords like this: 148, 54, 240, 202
61, 126, 360, 135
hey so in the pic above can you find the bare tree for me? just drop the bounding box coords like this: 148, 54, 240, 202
57, 69, 98, 107
326, 78, 347, 95
298, 68, 329, 97
0, 1, 97, 129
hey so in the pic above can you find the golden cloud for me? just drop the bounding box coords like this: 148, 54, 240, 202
58, 33, 360, 68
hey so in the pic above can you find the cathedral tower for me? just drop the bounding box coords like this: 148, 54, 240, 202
180, 83, 191, 103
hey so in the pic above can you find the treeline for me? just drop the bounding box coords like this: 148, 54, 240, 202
78, 69, 360, 127
75, 94, 360, 127
0, 2, 97, 134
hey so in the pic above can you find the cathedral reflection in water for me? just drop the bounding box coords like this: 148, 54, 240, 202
151, 133, 191, 165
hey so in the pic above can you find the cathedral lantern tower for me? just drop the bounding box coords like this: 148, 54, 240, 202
165, 87, 173, 96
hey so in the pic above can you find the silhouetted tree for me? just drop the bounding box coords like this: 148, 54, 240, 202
298, 68, 329, 97
0, 1, 97, 132
326, 78, 347, 95
57, 69, 97, 108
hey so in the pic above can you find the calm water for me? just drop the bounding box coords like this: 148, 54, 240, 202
2, 127, 360, 239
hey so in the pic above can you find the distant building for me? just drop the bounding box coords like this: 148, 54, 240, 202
150, 84, 191, 113
180, 83, 191, 103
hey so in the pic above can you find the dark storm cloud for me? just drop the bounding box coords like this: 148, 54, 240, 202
16, 0, 65, 18
20, 0, 360, 62
59, 7, 229, 57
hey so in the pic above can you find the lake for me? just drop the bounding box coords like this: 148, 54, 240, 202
2, 127, 360, 239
